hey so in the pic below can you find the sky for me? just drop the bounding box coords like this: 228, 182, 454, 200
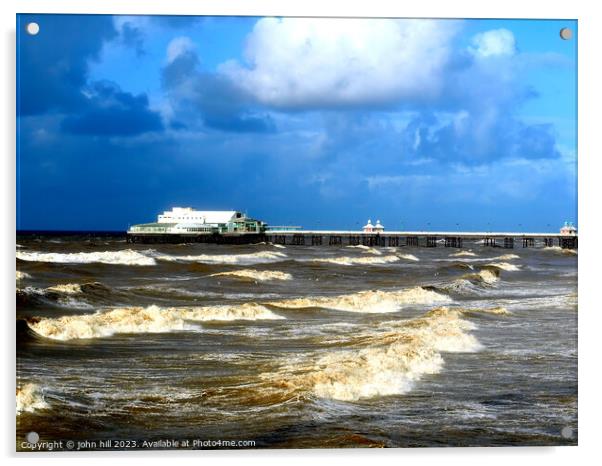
16, 15, 577, 231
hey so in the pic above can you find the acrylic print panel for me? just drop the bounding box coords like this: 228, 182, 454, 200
16, 14, 577, 451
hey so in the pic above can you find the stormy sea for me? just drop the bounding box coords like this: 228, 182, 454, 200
16, 234, 578, 449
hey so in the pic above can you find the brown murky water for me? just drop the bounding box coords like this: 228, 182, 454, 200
16, 236, 577, 449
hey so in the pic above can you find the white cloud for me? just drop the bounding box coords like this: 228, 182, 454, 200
166, 36, 195, 63
220, 18, 460, 108
470, 29, 516, 58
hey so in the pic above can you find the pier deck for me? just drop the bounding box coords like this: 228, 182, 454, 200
263, 230, 578, 249
126, 230, 577, 249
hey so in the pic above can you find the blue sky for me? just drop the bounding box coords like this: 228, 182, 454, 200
16, 15, 577, 231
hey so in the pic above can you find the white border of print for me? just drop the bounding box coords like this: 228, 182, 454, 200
2, 1, 599, 465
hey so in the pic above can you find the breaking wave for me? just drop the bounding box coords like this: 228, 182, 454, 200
345, 245, 382, 255
309, 255, 400, 266
27, 304, 285, 340
437, 279, 483, 295
209, 269, 292, 281
496, 254, 520, 260
485, 262, 521, 271
471, 268, 500, 285
267, 287, 451, 313
460, 306, 511, 316
262, 307, 481, 401
457, 268, 500, 286
17, 383, 49, 415
16, 249, 156, 266
17, 285, 96, 310
16, 271, 31, 281
154, 251, 288, 265
399, 254, 419, 261
253, 242, 286, 249
544, 246, 578, 256
45, 283, 83, 294
436, 254, 520, 263
450, 250, 477, 257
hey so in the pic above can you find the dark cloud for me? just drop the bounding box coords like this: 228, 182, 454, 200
61, 81, 163, 136
162, 50, 275, 133
18, 14, 163, 137
18, 14, 117, 116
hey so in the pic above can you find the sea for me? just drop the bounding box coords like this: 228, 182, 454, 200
16, 234, 578, 449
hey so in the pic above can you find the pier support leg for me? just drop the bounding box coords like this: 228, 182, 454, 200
292, 234, 305, 245
406, 236, 419, 247
329, 235, 342, 246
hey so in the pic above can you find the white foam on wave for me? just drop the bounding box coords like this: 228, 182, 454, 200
28, 304, 285, 340
17, 383, 49, 415
496, 254, 520, 260
18, 285, 95, 309
46, 283, 83, 294
472, 269, 500, 285
485, 262, 520, 271
450, 250, 477, 257
16, 271, 31, 281
543, 246, 577, 256
267, 287, 451, 313
154, 251, 287, 265
345, 245, 383, 255
309, 255, 400, 266
436, 253, 519, 263
209, 269, 292, 281
399, 254, 419, 261
16, 249, 156, 266
266, 307, 481, 401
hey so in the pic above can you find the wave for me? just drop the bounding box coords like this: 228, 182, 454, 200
309, 255, 400, 266
267, 287, 451, 313
16, 249, 156, 266
496, 254, 520, 260
27, 304, 285, 340
153, 251, 287, 265
345, 245, 383, 255
439, 262, 475, 272
17, 286, 95, 310
209, 269, 292, 281
16, 271, 31, 281
437, 278, 483, 295
485, 262, 520, 272
543, 246, 578, 256
460, 306, 511, 316
436, 254, 520, 263
18, 282, 107, 298
252, 241, 286, 249
461, 268, 500, 286
399, 254, 419, 261
262, 307, 480, 401
17, 383, 49, 415
450, 250, 477, 257
125, 285, 280, 300
45, 283, 83, 294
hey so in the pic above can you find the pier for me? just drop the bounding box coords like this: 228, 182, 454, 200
124, 208, 577, 249
262, 230, 578, 249
126, 229, 577, 249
